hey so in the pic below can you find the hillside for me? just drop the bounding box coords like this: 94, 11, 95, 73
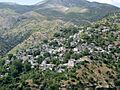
35, 0, 119, 24
8, 19, 73, 54
0, 0, 120, 56
0, 2, 37, 13
0, 10, 72, 55
0, 12, 120, 90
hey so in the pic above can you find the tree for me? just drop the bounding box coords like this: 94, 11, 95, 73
10, 60, 23, 77
24, 61, 31, 72
64, 52, 71, 62
71, 53, 81, 60
50, 58, 60, 65
13, 60, 23, 72
8, 54, 13, 60
1, 75, 14, 85
44, 52, 50, 58
43, 39, 48, 44
115, 79, 120, 86
37, 55, 44, 64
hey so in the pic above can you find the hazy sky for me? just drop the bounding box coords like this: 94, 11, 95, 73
0, 0, 120, 7
0, 0, 44, 5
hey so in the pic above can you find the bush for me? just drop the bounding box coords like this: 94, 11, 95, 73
44, 52, 51, 58
37, 55, 44, 64
8, 54, 13, 60
43, 39, 48, 44
71, 53, 81, 60
24, 61, 31, 72
115, 79, 120, 86
54, 33, 61, 38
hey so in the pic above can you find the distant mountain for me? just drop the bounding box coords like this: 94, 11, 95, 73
38, 0, 90, 7
38, 0, 118, 8
0, 2, 37, 13
0, 0, 119, 22
0, 0, 120, 55
35, 0, 119, 24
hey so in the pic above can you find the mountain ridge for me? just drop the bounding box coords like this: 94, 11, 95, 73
0, 0, 120, 56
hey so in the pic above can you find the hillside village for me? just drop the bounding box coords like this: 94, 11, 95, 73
0, 12, 119, 90
0, 0, 120, 56
5, 13, 120, 70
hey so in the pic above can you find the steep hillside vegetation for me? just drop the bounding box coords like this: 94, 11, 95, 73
0, 12, 119, 90
8, 20, 73, 54
0, 0, 119, 56
0, 10, 72, 55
